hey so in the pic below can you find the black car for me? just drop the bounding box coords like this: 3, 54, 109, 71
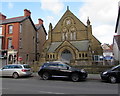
38, 62, 88, 82
100, 65, 120, 83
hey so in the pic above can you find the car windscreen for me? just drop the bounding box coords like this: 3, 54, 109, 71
23, 65, 31, 68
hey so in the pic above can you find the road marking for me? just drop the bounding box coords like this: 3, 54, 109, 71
38, 91, 65, 94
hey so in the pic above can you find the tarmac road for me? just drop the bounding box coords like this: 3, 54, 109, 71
1, 74, 119, 95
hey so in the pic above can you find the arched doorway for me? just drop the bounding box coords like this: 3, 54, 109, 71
61, 49, 73, 63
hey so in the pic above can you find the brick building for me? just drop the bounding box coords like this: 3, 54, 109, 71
40, 8, 103, 65
0, 9, 46, 64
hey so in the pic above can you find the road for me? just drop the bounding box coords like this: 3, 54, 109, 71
1, 74, 119, 95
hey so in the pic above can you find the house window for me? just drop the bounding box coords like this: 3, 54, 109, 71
9, 25, 13, 34
20, 24, 22, 33
19, 38, 22, 48
0, 39, 1, 50
37, 32, 39, 43
8, 38, 12, 49
0, 26, 2, 35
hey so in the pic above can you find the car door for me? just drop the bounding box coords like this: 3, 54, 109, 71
47, 64, 59, 76
2, 65, 10, 76
0, 68, 2, 76
57, 64, 71, 76
117, 66, 120, 80
112, 66, 120, 80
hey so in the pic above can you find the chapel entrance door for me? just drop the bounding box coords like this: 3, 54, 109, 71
61, 49, 73, 63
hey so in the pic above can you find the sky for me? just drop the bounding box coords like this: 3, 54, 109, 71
0, 0, 120, 44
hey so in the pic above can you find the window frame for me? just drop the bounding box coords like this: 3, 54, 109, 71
0, 26, 2, 35
8, 25, 13, 34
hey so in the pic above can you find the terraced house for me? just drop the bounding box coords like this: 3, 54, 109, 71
40, 7, 103, 65
0, 9, 46, 64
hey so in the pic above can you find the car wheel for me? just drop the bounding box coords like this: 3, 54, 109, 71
42, 72, 50, 80
13, 72, 19, 79
71, 73, 80, 82
109, 76, 117, 83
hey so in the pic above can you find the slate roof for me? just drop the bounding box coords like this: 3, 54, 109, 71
35, 24, 47, 35
70, 40, 89, 51
48, 42, 62, 52
0, 16, 28, 24
35, 24, 42, 30
47, 40, 89, 52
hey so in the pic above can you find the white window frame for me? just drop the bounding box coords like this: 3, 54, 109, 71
9, 25, 13, 34
8, 38, 12, 49
0, 26, 2, 35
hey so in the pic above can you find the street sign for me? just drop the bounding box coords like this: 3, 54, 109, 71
18, 57, 22, 61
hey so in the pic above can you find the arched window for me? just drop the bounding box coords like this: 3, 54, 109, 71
73, 32, 76, 40
47, 55, 49, 58
50, 54, 52, 59
82, 53, 84, 57
70, 32, 73, 40
62, 33, 65, 41
65, 32, 68, 40
79, 54, 81, 58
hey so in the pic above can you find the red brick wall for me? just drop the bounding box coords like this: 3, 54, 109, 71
4, 23, 20, 50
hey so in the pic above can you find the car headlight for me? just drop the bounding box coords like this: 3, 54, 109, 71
103, 71, 107, 75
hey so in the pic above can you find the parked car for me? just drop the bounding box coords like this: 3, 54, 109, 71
0, 64, 32, 79
38, 62, 88, 82
100, 64, 120, 83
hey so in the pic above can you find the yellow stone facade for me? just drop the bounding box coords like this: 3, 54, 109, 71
40, 8, 103, 65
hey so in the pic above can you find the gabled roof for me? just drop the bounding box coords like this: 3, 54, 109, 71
35, 24, 47, 35
0, 16, 28, 24
53, 8, 86, 31
0, 16, 37, 31
47, 40, 89, 53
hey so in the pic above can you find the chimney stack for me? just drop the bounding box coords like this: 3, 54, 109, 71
38, 18, 43, 25
0, 13, 6, 20
24, 9, 31, 17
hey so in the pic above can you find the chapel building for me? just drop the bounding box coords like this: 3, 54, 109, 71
40, 7, 103, 65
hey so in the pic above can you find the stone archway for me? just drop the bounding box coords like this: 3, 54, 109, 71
61, 49, 73, 63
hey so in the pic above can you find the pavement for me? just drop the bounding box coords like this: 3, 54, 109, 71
32, 73, 101, 80
87, 74, 101, 80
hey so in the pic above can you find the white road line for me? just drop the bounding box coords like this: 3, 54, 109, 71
38, 91, 65, 94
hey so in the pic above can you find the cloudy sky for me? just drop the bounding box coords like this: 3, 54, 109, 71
0, 0, 119, 44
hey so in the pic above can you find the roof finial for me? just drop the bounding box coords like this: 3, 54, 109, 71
87, 17, 90, 25
67, 6, 69, 10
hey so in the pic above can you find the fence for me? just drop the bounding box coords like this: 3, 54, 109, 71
30, 61, 117, 74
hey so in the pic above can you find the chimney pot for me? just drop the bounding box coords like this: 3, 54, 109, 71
38, 18, 43, 24
0, 13, 6, 20
24, 9, 31, 17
